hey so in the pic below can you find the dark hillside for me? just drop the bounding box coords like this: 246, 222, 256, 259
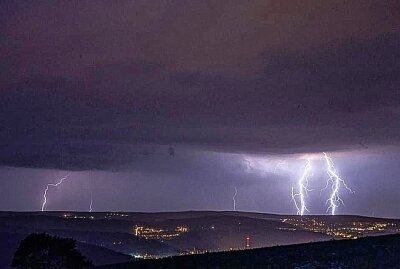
0, 232, 133, 268
98, 234, 400, 269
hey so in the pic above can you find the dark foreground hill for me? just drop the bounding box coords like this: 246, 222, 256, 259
98, 234, 400, 269
0, 232, 133, 268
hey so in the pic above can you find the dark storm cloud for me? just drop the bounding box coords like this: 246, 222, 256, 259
0, 0, 399, 170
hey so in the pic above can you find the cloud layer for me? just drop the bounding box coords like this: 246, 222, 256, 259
1, 0, 399, 169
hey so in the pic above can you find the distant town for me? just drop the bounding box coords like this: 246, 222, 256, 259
2, 211, 399, 267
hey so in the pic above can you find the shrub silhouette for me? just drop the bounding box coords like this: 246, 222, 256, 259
11, 233, 92, 269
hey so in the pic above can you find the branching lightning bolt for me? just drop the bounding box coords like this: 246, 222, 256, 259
41, 173, 70, 211
323, 152, 354, 215
291, 158, 312, 216
232, 186, 238, 211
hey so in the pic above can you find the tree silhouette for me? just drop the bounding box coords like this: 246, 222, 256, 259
12, 233, 92, 269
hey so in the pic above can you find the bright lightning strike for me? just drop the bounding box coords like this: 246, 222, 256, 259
323, 152, 354, 215
41, 173, 70, 212
291, 158, 312, 216
232, 186, 238, 211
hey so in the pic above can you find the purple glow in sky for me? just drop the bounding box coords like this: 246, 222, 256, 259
0, 1, 399, 216
0, 148, 400, 218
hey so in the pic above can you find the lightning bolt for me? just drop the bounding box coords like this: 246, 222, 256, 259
323, 152, 354, 215
41, 173, 70, 211
232, 186, 238, 211
291, 158, 312, 216
89, 190, 93, 213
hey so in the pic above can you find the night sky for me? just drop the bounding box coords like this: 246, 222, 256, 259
0, 1, 399, 217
